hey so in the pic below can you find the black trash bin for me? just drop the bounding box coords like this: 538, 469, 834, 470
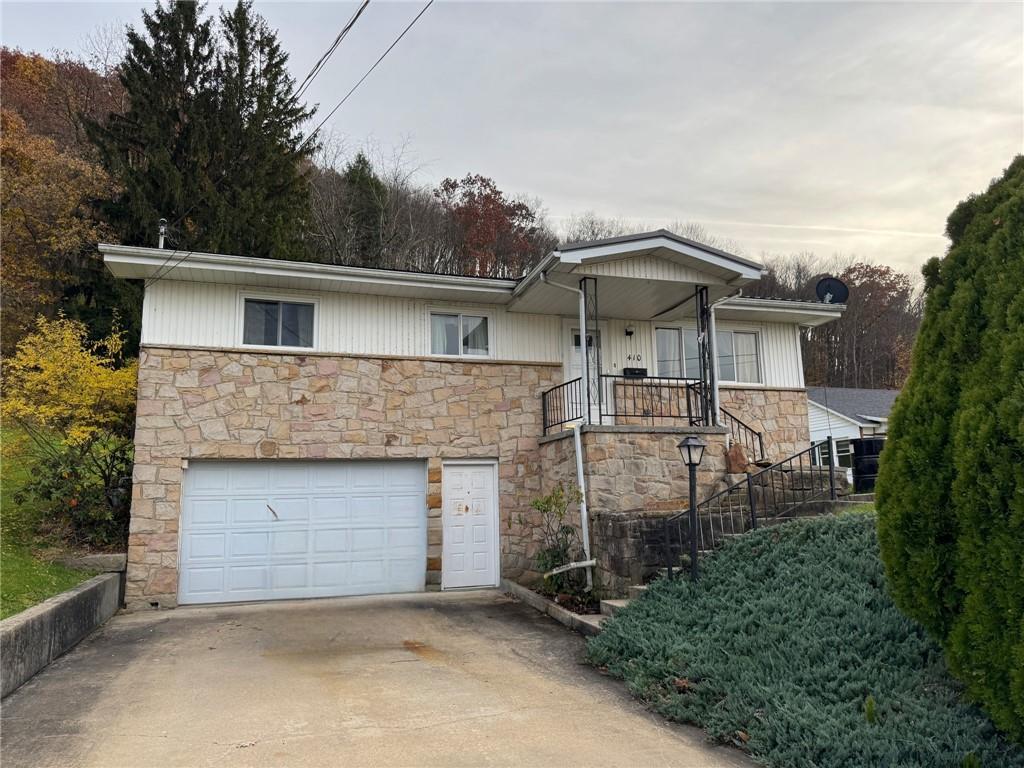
851, 437, 886, 493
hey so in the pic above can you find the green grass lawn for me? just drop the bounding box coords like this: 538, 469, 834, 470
1, 428, 94, 620
588, 512, 1024, 768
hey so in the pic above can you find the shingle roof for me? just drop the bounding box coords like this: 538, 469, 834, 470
806, 387, 899, 423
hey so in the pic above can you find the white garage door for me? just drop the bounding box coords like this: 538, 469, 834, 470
179, 460, 427, 605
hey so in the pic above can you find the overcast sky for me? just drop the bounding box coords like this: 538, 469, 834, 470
3, 1, 1022, 273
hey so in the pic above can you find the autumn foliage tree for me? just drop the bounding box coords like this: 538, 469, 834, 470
0, 110, 116, 355
3, 316, 138, 546
435, 174, 556, 277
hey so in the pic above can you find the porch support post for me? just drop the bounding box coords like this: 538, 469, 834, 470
579, 277, 599, 424
707, 299, 720, 427
578, 279, 591, 425
694, 285, 715, 426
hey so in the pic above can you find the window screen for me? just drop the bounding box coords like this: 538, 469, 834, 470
243, 299, 314, 347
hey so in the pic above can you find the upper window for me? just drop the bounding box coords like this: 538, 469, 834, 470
243, 299, 314, 348
431, 313, 489, 357
655, 327, 760, 383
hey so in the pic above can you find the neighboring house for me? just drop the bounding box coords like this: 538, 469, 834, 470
103, 229, 843, 609
806, 386, 898, 472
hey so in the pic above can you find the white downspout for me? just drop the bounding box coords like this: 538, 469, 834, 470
540, 271, 595, 591
571, 422, 594, 591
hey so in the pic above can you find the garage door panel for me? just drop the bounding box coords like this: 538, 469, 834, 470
232, 499, 272, 524
271, 563, 308, 589
271, 530, 308, 555
228, 565, 268, 591
350, 496, 385, 523
352, 465, 385, 489
351, 528, 386, 552
231, 465, 270, 491
180, 460, 426, 605
267, 498, 309, 521
311, 497, 348, 520
188, 533, 226, 560
231, 531, 270, 557
191, 500, 227, 526
185, 567, 224, 595
312, 465, 348, 489
270, 464, 308, 489
313, 528, 349, 553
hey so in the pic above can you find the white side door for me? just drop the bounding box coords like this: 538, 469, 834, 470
441, 462, 498, 589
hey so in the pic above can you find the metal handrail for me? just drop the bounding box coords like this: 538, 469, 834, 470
597, 374, 705, 427
660, 438, 838, 566
541, 377, 584, 434
719, 406, 766, 461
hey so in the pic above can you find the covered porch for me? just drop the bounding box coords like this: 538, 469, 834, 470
508, 230, 769, 460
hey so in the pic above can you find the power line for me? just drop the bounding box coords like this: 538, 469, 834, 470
299, 0, 435, 152
295, 0, 371, 100
145, 0, 433, 286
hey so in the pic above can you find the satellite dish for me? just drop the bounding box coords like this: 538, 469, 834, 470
816, 277, 849, 305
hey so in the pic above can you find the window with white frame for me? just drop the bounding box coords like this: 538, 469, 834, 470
242, 298, 315, 348
430, 312, 490, 357
716, 330, 760, 383
655, 327, 761, 383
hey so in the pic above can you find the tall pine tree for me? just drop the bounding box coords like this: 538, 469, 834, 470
341, 151, 387, 267
87, 1, 216, 249
88, 0, 313, 257
208, 0, 313, 259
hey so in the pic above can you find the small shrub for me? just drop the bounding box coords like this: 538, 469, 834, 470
529, 484, 586, 597
3, 316, 136, 549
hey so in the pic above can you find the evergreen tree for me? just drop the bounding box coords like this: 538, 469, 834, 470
876, 155, 1024, 740
341, 151, 387, 267
87, 1, 216, 248
208, 0, 313, 259
88, 1, 312, 257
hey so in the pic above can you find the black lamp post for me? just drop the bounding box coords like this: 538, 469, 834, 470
678, 436, 707, 579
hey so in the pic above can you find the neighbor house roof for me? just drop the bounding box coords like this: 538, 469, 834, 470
806, 387, 899, 425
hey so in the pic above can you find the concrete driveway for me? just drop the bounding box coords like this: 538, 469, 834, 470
1, 590, 750, 768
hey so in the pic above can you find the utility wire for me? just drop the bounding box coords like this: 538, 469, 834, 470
299, 0, 435, 153
295, 0, 371, 100
145, 0, 433, 286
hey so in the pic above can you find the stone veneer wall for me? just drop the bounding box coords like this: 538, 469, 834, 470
128, 346, 560, 609
718, 387, 810, 461
536, 426, 728, 594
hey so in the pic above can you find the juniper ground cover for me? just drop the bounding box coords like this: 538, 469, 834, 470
587, 513, 1024, 768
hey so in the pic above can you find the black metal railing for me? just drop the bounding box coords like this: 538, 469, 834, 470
598, 374, 706, 427
658, 438, 838, 572
720, 406, 765, 462
542, 377, 584, 433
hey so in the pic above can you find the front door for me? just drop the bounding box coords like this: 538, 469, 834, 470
566, 325, 603, 424
441, 462, 498, 589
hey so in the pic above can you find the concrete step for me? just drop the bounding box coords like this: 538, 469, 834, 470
627, 584, 648, 600
575, 613, 607, 636
600, 598, 630, 617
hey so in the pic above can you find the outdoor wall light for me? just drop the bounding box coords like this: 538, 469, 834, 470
624, 325, 635, 337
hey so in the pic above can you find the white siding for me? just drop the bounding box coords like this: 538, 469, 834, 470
143, 280, 808, 387
575, 254, 721, 284
807, 400, 861, 442
143, 280, 562, 362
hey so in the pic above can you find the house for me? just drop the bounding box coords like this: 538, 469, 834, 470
806, 386, 898, 472
102, 229, 844, 609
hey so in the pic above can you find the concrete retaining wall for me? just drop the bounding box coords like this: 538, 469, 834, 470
1, 572, 123, 698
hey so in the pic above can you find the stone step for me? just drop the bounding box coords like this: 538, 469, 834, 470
627, 584, 648, 600
575, 613, 607, 636
600, 598, 630, 617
